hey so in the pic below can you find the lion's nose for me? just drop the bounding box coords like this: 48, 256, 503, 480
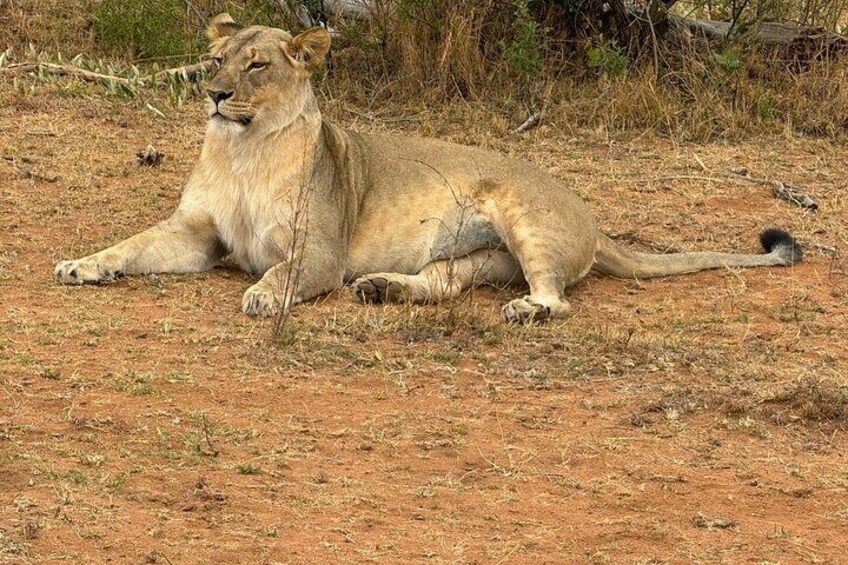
207, 89, 234, 104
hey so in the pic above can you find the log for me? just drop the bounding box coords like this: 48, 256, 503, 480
669, 14, 848, 65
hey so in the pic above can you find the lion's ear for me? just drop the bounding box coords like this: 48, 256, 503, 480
282, 27, 331, 71
206, 13, 242, 43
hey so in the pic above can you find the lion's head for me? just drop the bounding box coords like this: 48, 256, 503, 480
204, 14, 330, 135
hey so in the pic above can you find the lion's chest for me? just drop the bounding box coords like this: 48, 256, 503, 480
200, 165, 295, 275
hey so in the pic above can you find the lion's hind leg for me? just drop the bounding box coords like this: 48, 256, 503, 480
471, 178, 597, 324
352, 250, 521, 305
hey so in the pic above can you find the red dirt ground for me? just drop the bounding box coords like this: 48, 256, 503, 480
1, 77, 847, 564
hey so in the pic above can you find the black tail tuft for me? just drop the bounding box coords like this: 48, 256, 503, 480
760, 228, 802, 265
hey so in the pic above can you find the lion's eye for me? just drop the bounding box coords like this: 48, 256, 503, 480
248, 61, 268, 71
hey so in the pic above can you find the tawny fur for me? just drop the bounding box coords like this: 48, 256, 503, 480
54, 17, 801, 323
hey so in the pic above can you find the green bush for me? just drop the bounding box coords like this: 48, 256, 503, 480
714, 49, 743, 73
504, 0, 549, 80
94, 0, 197, 60
93, 0, 290, 61
587, 41, 629, 78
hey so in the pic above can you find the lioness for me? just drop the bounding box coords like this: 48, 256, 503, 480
54, 15, 802, 323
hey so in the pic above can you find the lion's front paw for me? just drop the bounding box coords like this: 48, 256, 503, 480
501, 296, 552, 324
242, 283, 282, 317
351, 274, 406, 304
54, 257, 122, 285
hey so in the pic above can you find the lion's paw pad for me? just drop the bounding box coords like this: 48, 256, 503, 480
352, 275, 405, 304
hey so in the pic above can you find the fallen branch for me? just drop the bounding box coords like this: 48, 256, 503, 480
511, 112, 541, 135
730, 167, 818, 210
669, 14, 848, 66
630, 175, 724, 184
671, 15, 847, 49
624, 167, 818, 211
152, 60, 212, 82
1, 60, 212, 86
1, 62, 132, 85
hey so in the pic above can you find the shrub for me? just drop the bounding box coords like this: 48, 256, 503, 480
93, 0, 291, 61
94, 0, 196, 60
587, 41, 629, 78
504, 0, 549, 80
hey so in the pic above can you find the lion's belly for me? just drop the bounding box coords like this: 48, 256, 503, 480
344, 192, 503, 279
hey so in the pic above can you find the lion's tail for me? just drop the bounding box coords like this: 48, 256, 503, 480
592, 228, 802, 279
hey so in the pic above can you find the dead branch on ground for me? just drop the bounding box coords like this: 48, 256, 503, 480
669, 15, 848, 67
511, 112, 542, 135
729, 167, 819, 210
1, 60, 212, 86
1, 62, 133, 85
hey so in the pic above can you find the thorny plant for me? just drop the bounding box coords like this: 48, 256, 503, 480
404, 158, 486, 332
269, 131, 316, 342
400, 158, 535, 332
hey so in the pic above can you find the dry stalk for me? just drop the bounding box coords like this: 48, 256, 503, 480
270, 137, 314, 341
400, 158, 485, 332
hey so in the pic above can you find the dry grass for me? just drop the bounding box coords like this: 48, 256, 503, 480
5, 1, 848, 140
1, 67, 847, 561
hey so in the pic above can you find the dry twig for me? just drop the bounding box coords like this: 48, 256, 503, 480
608, 231, 681, 254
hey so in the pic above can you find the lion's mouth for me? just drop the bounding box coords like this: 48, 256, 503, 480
212, 112, 252, 126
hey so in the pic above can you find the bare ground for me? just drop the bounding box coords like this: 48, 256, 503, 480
1, 78, 847, 564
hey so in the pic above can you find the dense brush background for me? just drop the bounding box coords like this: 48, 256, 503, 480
2, 0, 847, 140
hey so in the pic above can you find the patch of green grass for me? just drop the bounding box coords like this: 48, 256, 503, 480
114, 372, 159, 396
236, 463, 261, 475
431, 350, 462, 365
94, 0, 198, 60
105, 473, 126, 493
66, 470, 87, 486
38, 367, 61, 380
